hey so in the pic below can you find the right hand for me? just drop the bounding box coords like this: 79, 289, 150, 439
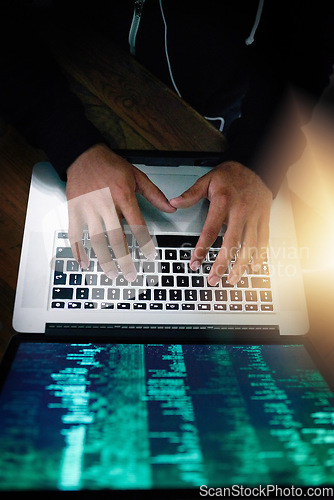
66, 143, 176, 281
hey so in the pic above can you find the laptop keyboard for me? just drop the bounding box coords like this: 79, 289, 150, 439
50, 231, 274, 313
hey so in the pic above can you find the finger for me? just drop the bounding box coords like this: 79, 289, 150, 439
106, 226, 137, 282
115, 189, 157, 261
207, 213, 245, 286
67, 207, 89, 269
227, 221, 258, 285
169, 176, 207, 208
190, 197, 228, 270
89, 216, 118, 280
251, 215, 270, 272
135, 168, 176, 213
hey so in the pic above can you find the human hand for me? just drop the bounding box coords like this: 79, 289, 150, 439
169, 161, 273, 286
66, 144, 176, 281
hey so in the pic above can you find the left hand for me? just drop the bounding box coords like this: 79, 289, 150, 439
169, 161, 273, 286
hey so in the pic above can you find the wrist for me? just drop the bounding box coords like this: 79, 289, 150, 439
66, 143, 110, 178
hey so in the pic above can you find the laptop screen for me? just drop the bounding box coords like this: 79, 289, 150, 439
0, 338, 333, 495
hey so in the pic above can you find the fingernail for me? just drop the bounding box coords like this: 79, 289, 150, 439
80, 261, 89, 270
227, 274, 238, 285
190, 261, 201, 271
125, 271, 137, 282
208, 275, 220, 286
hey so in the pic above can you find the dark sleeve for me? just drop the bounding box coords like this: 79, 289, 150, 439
0, 1, 105, 180
224, 0, 334, 195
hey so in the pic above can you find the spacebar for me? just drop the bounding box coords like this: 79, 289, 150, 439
155, 235, 222, 248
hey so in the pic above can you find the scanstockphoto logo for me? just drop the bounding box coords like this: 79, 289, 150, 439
179, 240, 310, 279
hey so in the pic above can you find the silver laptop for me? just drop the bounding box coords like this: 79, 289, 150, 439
12, 153, 309, 337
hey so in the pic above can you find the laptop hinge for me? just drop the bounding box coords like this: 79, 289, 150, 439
46, 323, 280, 340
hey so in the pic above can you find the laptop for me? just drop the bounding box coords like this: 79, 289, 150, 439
12, 152, 309, 337
0, 333, 333, 497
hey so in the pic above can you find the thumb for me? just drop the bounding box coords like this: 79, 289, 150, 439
169, 177, 207, 208
135, 169, 176, 213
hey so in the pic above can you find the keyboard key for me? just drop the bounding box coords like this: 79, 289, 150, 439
53, 288, 73, 300
245, 290, 257, 302
222, 277, 234, 288
261, 263, 270, 275
52, 301, 65, 308
209, 251, 219, 261
214, 304, 227, 311
192, 276, 204, 287
81, 261, 95, 272
131, 275, 144, 286
169, 290, 182, 301
54, 272, 67, 285
134, 303, 147, 310
67, 260, 79, 272
215, 290, 227, 301
187, 263, 199, 274
158, 262, 170, 273
146, 275, 159, 286
182, 304, 195, 310
180, 250, 191, 260
202, 263, 212, 274
70, 274, 82, 286
100, 275, 113, 286
177, 276, 189, 287
108, 289, 120, 300
85, 274, 97, 286
173, 263, 185, 273
162, 276, 174, 287
84, 302, 97, 309
165, 249, 177, 260
123, 289, 136, 300
76, 288, 89, 300
116, 276, 129, 287
134, 248, 145, 259
260, 291, 272, 302
198, 304, 211, 311
143, 261, 155, 273
55, 260, 64, 272
92, 288, 105, 300
117, 303, 131, 309
56, 247, 73, 258
230, 304, 242, 311
166, 303, 179, 310
245, 304, 258, 311
200, 290, 212, 301
185, 290, 197, 301
261, 304, 274, 311
154, 289, 167, 301
251, 277, 271, 288
101, 302, 114, 309
58, 232, 68, 239
237, 277, 249, 288
230, 290, 242, 301
138, 289, 151, 300
125, 233, 133, 246
150, 303, 163, 310
68, 302, 81, 309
